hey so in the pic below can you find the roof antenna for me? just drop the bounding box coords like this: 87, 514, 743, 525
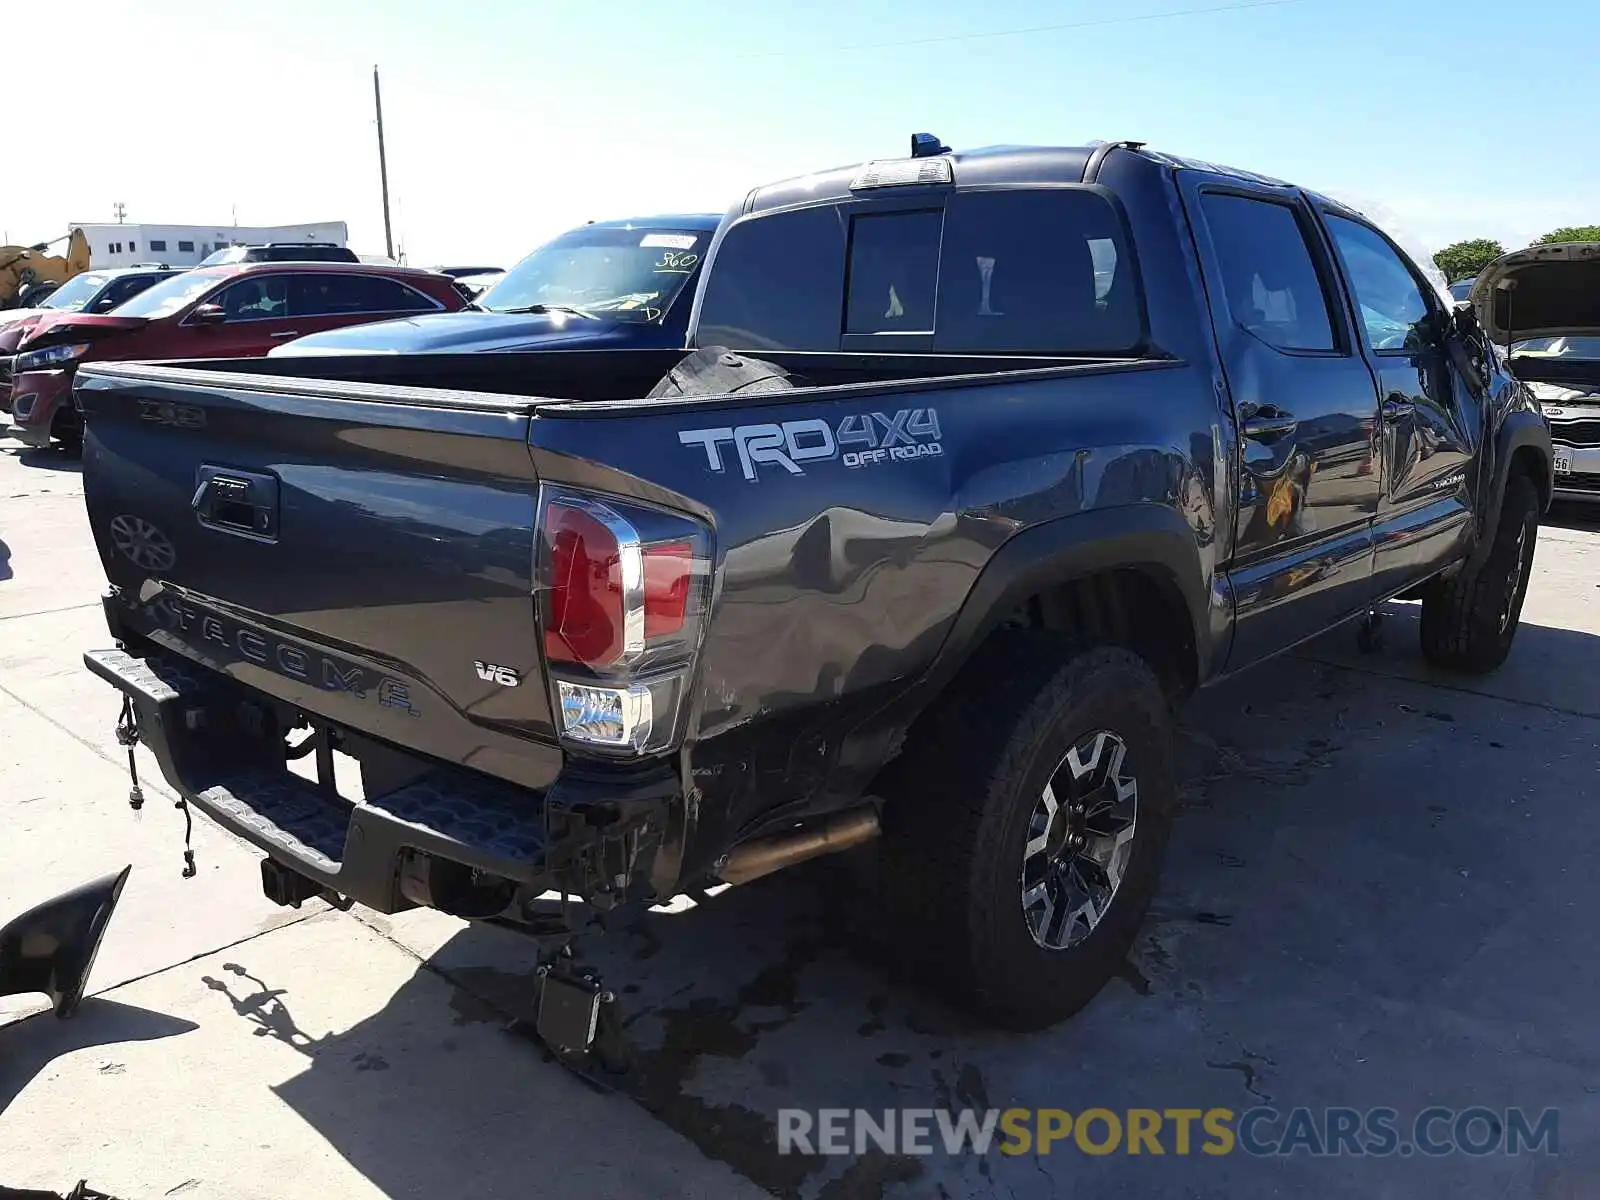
910, 132, 950, 158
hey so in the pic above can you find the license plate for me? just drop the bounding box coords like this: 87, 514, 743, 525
1554, 449, 1573, 475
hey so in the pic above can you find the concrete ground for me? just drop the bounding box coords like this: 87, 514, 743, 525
2, 434, 1597, 1199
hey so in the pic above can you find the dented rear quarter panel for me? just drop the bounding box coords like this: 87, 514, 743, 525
529, 361, 1228, 873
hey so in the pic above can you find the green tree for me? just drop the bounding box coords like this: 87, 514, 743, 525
1433, 238, 1505, 282
1534, 225, 1600, 245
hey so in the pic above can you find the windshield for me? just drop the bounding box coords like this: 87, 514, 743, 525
477, 225, 708, 322
40, 272, 114, 312
1448, 278, 1475, 301
112, 269, 226, 319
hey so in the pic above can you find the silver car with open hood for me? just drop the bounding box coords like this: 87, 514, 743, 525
1471, 242, 1600, 503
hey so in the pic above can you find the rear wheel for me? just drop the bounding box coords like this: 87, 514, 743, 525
879, 634, 1175, 1030
1419, 473, 1539, 674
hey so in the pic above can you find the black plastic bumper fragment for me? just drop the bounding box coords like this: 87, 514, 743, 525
84, 647, 550, 913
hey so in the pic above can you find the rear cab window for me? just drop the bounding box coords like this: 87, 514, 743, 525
846, 210, 942, 335
696, 188, 1144, 356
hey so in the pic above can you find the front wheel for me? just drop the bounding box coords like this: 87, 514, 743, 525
1419, 472, 1539, 674
879, 635, 1175, 1031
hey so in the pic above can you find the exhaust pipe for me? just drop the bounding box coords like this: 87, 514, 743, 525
716, 808, 880, 886
0, 865, 132, 1019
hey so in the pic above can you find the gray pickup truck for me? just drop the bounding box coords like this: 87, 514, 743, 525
73, 138, 1553, 1059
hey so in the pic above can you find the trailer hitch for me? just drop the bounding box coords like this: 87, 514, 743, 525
522, 956, 633, 1080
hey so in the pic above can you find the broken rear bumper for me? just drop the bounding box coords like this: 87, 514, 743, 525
84, 639, 677, 915
85, 646, 551, 912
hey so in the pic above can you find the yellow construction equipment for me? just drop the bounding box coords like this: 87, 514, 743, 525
0, 228, 92, 309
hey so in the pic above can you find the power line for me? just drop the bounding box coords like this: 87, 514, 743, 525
736, 0, 1309, 59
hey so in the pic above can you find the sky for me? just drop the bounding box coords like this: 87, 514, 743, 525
5, 0, 1595, 268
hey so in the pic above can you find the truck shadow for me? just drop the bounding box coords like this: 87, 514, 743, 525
245, 616, 1600, 1200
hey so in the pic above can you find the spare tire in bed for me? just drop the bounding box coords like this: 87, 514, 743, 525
646, 346, 806, 400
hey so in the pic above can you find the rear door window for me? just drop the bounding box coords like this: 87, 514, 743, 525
289, 274, 435, 317
353, 276, 437, 313
1198, 192, 1339, 352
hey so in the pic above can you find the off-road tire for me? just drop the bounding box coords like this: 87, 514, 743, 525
878, 633, 1175, 1031
1419, 472, 1539, 674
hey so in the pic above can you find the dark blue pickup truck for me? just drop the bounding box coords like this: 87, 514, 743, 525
266, 214, 721, 358
72, 138, 1552, 1057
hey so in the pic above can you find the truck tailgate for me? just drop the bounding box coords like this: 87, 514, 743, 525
76, 363, 563, 791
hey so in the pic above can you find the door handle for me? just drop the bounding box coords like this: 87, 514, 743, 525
1382, 397, 1415, 422
1240, 405, 1298, 441
269, 330, 302, 339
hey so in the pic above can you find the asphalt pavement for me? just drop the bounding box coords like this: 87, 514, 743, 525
2, 435, 1598, 1199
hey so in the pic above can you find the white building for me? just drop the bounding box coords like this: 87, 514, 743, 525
70, 221, 349, 270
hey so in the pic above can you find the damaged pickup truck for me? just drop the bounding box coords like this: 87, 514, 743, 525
75, 138, 1552, 1055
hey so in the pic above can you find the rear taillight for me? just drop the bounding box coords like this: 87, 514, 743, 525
536, 487, 711, 755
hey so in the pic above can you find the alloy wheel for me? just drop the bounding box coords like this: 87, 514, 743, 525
1020, 729, 1139, 951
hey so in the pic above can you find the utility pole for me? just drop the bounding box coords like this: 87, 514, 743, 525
373, 65, 395, 260
113, 202, 126, 224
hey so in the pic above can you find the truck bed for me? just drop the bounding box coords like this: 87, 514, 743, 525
128, 345, 1151, 408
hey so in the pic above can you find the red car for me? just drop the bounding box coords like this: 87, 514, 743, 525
6, 261, 466, 450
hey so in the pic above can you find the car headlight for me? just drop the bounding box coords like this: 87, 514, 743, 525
14, 343, 91, 373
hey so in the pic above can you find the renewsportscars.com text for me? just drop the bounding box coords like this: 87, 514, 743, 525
778, 1106, 1559, 1158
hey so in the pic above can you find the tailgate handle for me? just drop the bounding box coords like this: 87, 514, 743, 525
193, 466, 280, 542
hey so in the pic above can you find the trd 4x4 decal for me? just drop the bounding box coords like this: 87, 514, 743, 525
678, 408, 942, 482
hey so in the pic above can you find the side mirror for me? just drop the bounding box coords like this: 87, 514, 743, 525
191, 303, 227, 326
0, 865, 131, 1018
